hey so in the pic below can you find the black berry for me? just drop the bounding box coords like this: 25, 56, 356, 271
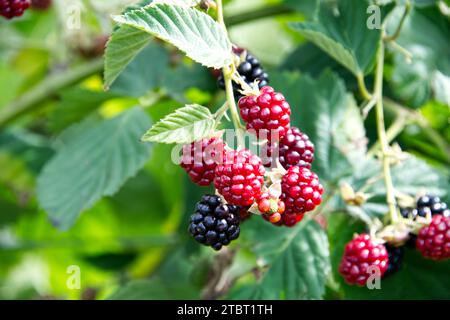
384, 244, 404, 277
188, 194, 241, 251
217, 51, 269, 99
400, 195, 449, 248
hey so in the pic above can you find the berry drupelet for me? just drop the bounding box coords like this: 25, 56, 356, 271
188, 195, 241, 251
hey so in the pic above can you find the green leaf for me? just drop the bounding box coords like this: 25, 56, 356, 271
290, 0, 383, 76
37, 108, 152, 230
108, 279, 172, 300
388, 6, 450, 107
113, 3, 232, 69
270, 70, 366, 183
109, 41, 170, 97
141, 104, 215, 144
230, 219, 330, 299
104, 26, 152, 90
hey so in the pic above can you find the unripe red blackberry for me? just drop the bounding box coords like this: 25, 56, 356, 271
262, 126, 314, 169
416, 214, 450, 260
238, 86, 291, 142
188, 194, 240, 251
280, 166, 324, 215
339, 234, 389, 286
258, 192, 285, 225
31, 0, 51, 10
180, 137, 225, 186
214, 149, 265, 206
0, 0, 30, 19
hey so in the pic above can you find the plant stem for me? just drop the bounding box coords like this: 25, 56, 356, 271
0, 58, 104, 127
374, 35, 399, 224
225, 4, 293, 27
367, 114, 409, 156
357, 73, 372, 100
384, 0, 411, 42
217, 0, 245, 148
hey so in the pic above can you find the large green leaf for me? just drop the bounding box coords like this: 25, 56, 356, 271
113, 3, 232, 69
141, 104, 215, 144
37, 108, 152, 230
270, 70, 366, 183
290, 0, 383, 76
229, 219, 330, 300
109, 40, 215, 100
389, 6, 450, 107
104, 26, 152, 90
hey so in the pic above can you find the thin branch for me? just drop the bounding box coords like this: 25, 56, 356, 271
384, 0, 411, 42
374, 32, 399, 224
225, 4, 293, 27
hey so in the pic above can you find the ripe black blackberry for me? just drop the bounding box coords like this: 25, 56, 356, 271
400, 195, 449, 219
0, 0, 30, 19
188, 194, 240, 251
217, 51, 269, 99
400, 195, 449, 247
384, 244, 404, 277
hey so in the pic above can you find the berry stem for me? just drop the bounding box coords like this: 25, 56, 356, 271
374, 32, 399, 224
217, 0, 245, 148
356, 73, 372, 101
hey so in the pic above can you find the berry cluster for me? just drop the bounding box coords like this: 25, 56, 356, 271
217, 50, 269, 99
339, 195, 449, 286
0, 0, 30, 19
182, 50, 323, 249
188, 195, 240, 251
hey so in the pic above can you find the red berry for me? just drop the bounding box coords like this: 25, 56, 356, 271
180, 138, 225, 186
31, 0, 51, 10
416, 215, 450, 260
263, 127, 314, 169
285, 212, 304, 226
258, 192, 286, 225
280, 166, 324, 215
238, 86, 291, 142
339, 234, 389, 286
214, 149, 265, 206
0, 0, 30, 19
